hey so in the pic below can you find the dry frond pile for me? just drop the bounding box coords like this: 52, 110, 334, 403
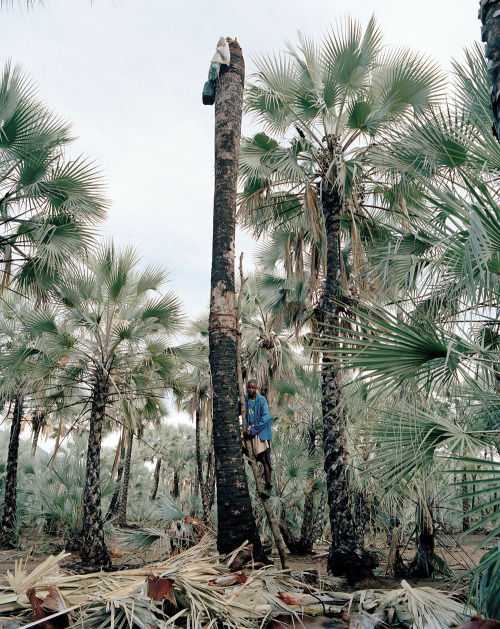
0, 536, 473, 629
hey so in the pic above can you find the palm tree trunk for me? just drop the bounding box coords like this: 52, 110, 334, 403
0, 395, 24, 548
151, 458, 162, 501
321, 182, 376, 582
172, 469, 180, 498
106, 435, 125, 520
312, 492, 326, 542
81, 366, 111, 566
462, 472, 470, 532
208, 38, 262, 558
480, 0, 500, 141
297, 484, 316, 554
118, 429, 133, 527
407, 499, 434, 578
30, 412, 44, 458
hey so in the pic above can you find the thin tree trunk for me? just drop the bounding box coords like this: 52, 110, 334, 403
81, 366, 111, 566
196, 409, 212, 524
206, 442, 216, 510
195, 409, 203, 494
0, 395, 23, 548
480, 0, 500, 141
208, 37, 263, 558
151, 458, 162, 501
172, 469, 180, 498
106, 433, 125, 520
297, 483, 316, 554
462, 472, 470, 532
320, 182, 376, 583
312, 491, 326, 542
118, 429, 133, 527
30, 412, 44, 458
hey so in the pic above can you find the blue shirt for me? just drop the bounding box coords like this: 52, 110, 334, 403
245, 392, 272, 441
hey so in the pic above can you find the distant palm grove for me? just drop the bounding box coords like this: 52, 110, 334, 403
0, 16, 499, 623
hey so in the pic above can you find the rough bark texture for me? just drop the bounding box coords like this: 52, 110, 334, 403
81, 367, 111, 566
321, 182, 377, 583
0, 396, 23, 548
208, 38, 262, 558
151, 458, 162, 501
312, 491, 326, 541
480, 0, 500, 141
298, 484, 316, 554
118, 429, 133, 527
106, 437, 125, 520
172, 469, 180, 498
30, 412, 44, 458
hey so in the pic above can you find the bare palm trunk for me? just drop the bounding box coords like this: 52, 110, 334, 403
321, 181, 376, 582
81, 366, 111, 566
298, 484, 316, 554
407, 499, 434, 578
312, 492, 326, 542
118, 429, 133, 527
480, 0, 500, 141
151, 458, 162, 501
208, 38, 262, 557
30, 412, 44, 458
0, 395, 23, 548
172, 469, 180, 498
462, 472, 470, 532
106, 435, 125, 520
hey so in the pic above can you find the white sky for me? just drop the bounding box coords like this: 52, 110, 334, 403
1, 0, 482, 320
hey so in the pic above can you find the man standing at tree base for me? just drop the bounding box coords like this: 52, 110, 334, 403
243, 379, 273, 498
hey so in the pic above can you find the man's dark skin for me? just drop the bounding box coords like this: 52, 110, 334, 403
243, 381, 272, 486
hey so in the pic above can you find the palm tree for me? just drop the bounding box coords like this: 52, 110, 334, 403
239, 17, 443, 579
208, 38, 264, 557
0, 298, 57, 547
0, 62, 106, 298
318, 44, 500, 593
39, 243, 184, 565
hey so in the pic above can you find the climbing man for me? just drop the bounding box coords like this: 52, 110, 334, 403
242, 379, 273, 499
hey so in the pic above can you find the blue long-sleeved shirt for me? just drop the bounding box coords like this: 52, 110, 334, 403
245, 392, 272, 441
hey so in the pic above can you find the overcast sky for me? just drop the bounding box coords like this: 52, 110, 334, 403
1, 0, 482, 321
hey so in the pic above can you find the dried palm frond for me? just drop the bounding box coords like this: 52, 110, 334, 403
0, 537, 473, 629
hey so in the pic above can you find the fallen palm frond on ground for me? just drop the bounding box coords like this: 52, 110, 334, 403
0, 536, 473, 629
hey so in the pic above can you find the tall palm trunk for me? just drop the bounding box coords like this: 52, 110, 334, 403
480, 0, 500, 141
150, 458, 162, 501
118, 429, 133, 527
172, 470, 180, 498
0, 395, 23, 548
81, 366, 111, 566
208, 38, 262, 557
321, 182, 376, 582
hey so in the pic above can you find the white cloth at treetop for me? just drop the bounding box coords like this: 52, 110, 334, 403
211, 37, 230, 65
